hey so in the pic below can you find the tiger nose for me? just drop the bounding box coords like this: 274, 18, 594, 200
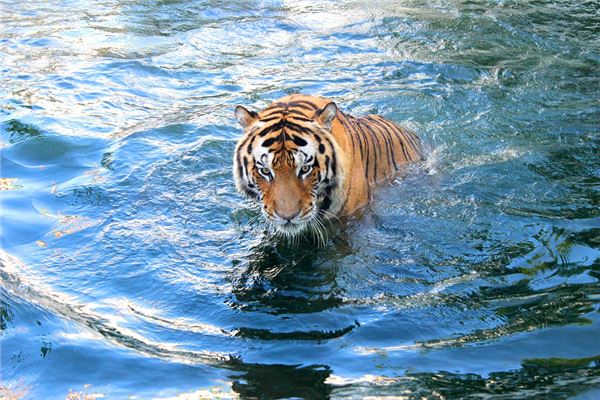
275, 209, 300, 222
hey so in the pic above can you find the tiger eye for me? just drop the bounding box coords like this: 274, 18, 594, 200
260, 167, 271, 176
301, 165, 311, 173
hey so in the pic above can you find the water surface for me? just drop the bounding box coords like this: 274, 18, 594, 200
1, 1, 599, 398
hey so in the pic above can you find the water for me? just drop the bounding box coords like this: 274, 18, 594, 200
1, 1, 599, 398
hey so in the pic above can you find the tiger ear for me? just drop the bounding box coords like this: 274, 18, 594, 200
315, 102, 338, 129
235, 106, 258, 128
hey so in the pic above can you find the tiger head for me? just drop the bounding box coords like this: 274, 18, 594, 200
233, 98, 345, 235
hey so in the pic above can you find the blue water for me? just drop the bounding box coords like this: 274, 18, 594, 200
1, 1, 599, 398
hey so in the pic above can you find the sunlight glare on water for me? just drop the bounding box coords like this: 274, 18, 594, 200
1, 0, 599, 398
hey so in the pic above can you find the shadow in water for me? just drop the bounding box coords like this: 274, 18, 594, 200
228, 362, 332, 400
225, 221, 361, 342
228, 225, 354, 316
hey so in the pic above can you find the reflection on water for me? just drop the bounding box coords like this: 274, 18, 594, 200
1, 0, 599, 398
229, 234, 350, 315
230, 362, 332, 400
329, 357, 600, 399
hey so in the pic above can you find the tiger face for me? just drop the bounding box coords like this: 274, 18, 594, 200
233, 100, 343, 235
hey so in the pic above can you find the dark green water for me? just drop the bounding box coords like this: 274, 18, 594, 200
1, 1, 599, 398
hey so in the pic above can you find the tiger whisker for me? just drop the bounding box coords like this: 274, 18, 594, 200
318, 209, 340, 230
318, 216, 329, 247
310, 215, 328, 248
311, 219, 324, 248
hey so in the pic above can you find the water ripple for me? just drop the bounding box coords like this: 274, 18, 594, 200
1, 0, 599, 398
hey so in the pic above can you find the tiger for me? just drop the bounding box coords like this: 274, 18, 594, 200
233, 94, 422, 236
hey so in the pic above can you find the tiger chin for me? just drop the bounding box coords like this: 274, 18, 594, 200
233, 94, 422, 237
